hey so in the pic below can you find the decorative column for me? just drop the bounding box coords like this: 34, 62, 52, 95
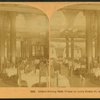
21, 40, 26, 59
62, 10, 79, 59
7, 38, 10, 61
71, 38, 74, 59
0, 12, 9, 71
26, 39, 32, 58
44, 32, 49, 59
26, 40, 29, 58
9, 12, 17, 64
96, 11, 100, 63
24, 14, 33, 59
29, 40, 32, 58
84, 11, 95, 72
65, 33, 69, 58
24, 39, 27, 59
21, 40, 24, 58
95, 38, 98, 59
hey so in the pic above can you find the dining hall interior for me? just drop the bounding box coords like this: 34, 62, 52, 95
1, 3, 100, 88
50, 4, 100, 87
0, 4, 49, 87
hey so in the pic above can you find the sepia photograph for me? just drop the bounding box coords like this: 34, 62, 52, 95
0, 3, 100, 88
0, 2, 100, 98
50, 4, 100, 87
0, 4, 49, 87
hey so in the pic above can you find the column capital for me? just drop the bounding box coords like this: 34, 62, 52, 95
95, 11, 100, 14
61, 10, 79, 29
8, 11, 18, 21
62, 9, 79, 15
83, 10, 96, 17
23, 13, 33, 19
62, 9, 79, 21
95, 11, 100, 20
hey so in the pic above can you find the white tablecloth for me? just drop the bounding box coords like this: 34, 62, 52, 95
5, 67, 17, 77
20, 69, 47, 87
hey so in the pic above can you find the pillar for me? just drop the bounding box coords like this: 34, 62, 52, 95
21, 39, 27, 59
26, 39, 32, 58
9, 12, 17, 64
21, 41, 23, 58
62, 10, 79, 59
96, 11, 100, 63
29, 40, 32, 58
71, 38, 74, 59
44, 32, 49, 59
7, 38, 10, 61
65, 36, 69, 58
24, 14, 34, 59
21, 40, 24, 58
26, 40, 29, 58
41, 45, 44, 56
95, 38, 98, 59
84, 11, 95, 72
0, 12, 9, 71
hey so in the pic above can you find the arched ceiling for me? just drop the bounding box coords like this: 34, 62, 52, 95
50, 10, 86, 38
0, 4, 49, 39
16, 13, 48, 38
60, 4, 100, 11
0, 4, 45, 15
50, 4, 99, 38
